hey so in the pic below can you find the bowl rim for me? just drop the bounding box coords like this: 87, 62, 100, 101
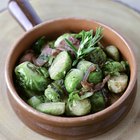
5, 17, 137, 126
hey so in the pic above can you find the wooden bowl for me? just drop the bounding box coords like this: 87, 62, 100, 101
5, 17, 137, 140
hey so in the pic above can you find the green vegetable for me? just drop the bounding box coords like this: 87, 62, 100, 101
77, 60, 103, 84
121, 61, 130, 75
44, 85, 61, 102
105, 45, 120, 61
88, 70, 103, 84
27, 95, 45, 108
77, 60, 93, 72
64, 69, 84, 93
54, 33, 74, 47
36, 102, 65, 116
48, 41, 55, 48
103, 61, 127, 76
66, 92, 91, 116
80, 92, 93, 100
15, 61, 50, 97
90, 91, 106, 112
65, 27, 103, 65
107, 74, 128, 94
44, 80, 65, 102
14, 28, 130, 117
49, 51, 72, 80
32, 36, 46, 54
90, 47, 107, 65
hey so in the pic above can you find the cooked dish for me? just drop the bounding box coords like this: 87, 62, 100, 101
14, 27, 129, 116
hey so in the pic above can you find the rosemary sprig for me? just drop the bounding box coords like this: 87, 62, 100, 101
65, 38, 78, 54
65, 27, 103, 66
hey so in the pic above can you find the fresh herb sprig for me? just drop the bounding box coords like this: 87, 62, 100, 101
65, 27, 103, 66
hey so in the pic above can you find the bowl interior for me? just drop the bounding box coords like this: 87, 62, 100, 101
6, 18, 137, 124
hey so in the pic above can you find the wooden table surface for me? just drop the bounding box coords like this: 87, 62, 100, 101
0, 0, 140, 140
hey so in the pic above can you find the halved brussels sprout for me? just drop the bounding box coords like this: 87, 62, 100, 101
80, 92, 93, 100
49, 51, 72, 80
90, 91, 106, 112
64, 69, 84, 93
90, 47, 107, 65
66, 92, 91, 116
15, 61, 51, 97
103, 61, 127, 76
107, 74, 128, 94
44, 85, 61, 102
77, 60, 103, 84
105, 45, 120, 61
36, 102, 65, 116
88, 70, 103, 84
54, 33, 74, 47
77, 60, 93, 72
27, 96, 44, 108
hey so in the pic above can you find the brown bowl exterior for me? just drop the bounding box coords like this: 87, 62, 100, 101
5, 18, 137, 140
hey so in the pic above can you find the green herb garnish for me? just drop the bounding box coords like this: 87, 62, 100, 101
65, 27, 103, 66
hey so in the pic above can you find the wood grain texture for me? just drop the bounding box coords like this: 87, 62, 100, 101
0, 0, 140, 140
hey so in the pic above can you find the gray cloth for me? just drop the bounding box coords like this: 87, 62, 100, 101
115, 0, 140, 13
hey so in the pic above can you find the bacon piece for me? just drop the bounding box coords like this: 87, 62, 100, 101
93, 75, 110, 93
81, 65, 96, 91
33, 44, 60, 66
83, 65, 96, 82
56, 36, 80, 56
19, 50, 35, 64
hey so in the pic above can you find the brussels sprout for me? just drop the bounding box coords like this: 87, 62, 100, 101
19, 50, 35, 64
49, 51, 72, 80
105, 45, 120, 61
54, 33, 74, 48
77, 60, 103, 84
88, 70, 103, 84
77, 60, 93, 72
27, 95, 45, 108
45, 79, 66, 102
44, 85, 61, 102
121, 61, 130, 75
32, 36, 46, 54
90, 91, 106, 112
65, 69, 84, 93
107, 74, 128, 94
66, 92, 91, 116
90, 47, 107, 65
15, 61, 50, 97
80, 92, 93, 100
36, 102, 65, 116
48, 41, 55, 48
103, 61, 127, 76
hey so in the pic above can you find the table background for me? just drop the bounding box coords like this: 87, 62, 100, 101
0, 0, 140, 140
1, 0, 140, 13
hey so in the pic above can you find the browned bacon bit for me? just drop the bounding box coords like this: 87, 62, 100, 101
81, 65, 96, 91
19, 50, 36, 64
83, 65, 96, 82
69, 36, 80, 48
33, 45, 51, 66
41, 44, 53, 56
51, 49, 61, 56
41, 44, 60, 57
56, 36, 80, 56
33, 56, 45, 67
93, 75, 110, 93
81, 81, 94, 91
81, 75, 110, 96
33, 44, 60, 66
